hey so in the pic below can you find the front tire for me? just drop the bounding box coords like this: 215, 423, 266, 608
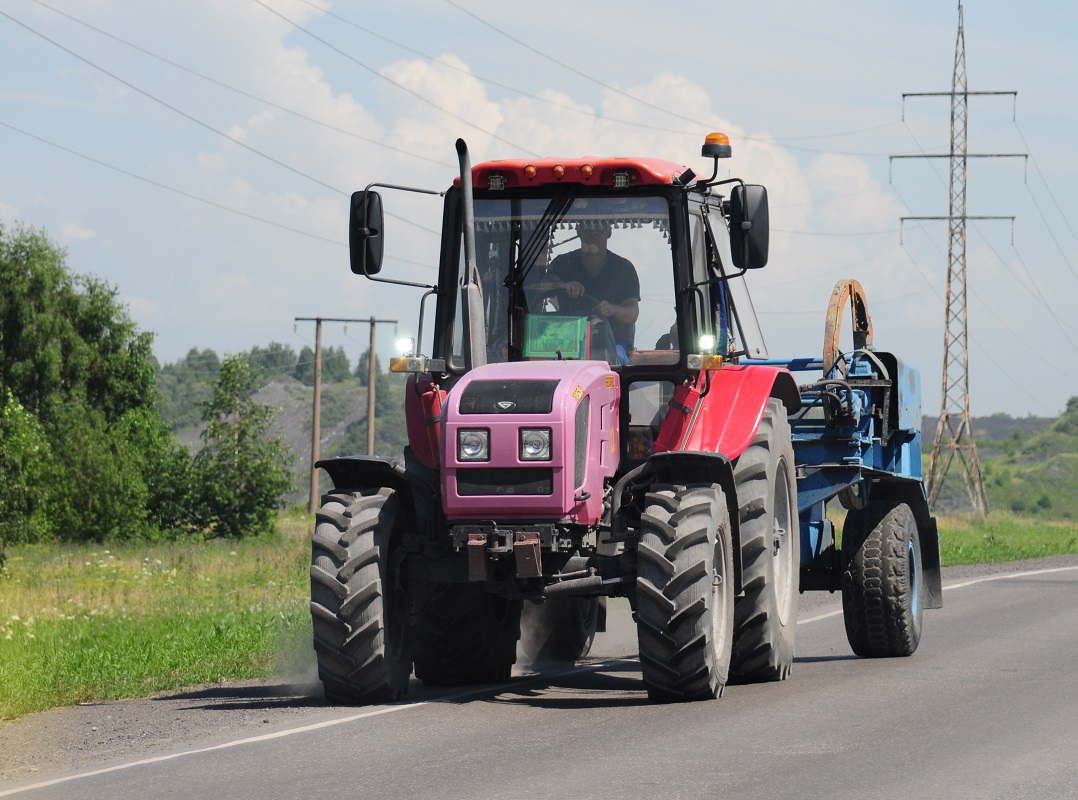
310, 488, 412, 704
635, 484, 734, 702
841, 499, 923, 657
730, 398, 800, 683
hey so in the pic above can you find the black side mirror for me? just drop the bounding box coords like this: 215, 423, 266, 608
349, 190, 384, 275
728, 184, 769, 269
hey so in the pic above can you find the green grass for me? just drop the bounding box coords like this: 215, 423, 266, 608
0, 508, 313, 720
2, 506, 1077, 720
936, 512, 1078, 566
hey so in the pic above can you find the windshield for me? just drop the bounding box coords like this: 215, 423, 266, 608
450, 194, 679, 369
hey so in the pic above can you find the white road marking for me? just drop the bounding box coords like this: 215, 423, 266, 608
0, 666, 582, 798
3, 563, 1077, 797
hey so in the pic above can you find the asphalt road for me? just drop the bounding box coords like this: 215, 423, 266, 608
3, 559, 1077, 800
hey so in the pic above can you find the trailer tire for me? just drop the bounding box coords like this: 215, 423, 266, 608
841, 499, 923, 657
519, 596, 599, 664
729, 398, 800, 683
636, 483, 734, 702
412, 584, 521, 685
309, 488, 412, 704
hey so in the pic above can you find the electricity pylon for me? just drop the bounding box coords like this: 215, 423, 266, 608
892, 3, 1024, 514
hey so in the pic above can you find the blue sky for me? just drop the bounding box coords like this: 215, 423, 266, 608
2, 0, 1075, 417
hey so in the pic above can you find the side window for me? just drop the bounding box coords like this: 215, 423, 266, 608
689, 208, 713, 352
625, 380, 676, 462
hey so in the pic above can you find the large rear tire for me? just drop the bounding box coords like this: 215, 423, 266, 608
635, 484, 734, 702
730, 398, 800, 683
519, 596, 599, 664
841, 499, 923, 657
412, 584, 521, 685
310, 488, 412, 704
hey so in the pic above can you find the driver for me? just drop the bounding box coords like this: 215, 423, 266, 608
542, 222, 640, 356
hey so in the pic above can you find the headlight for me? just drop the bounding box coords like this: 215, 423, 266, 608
519, 428, 552, 461
458, 429, 490, 462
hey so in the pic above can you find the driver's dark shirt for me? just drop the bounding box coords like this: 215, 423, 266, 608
547, 250, 640, 349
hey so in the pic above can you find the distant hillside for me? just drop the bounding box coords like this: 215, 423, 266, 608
922, 407, 1077, 518
921, 415, 1055, 455
172, 376, 408, 507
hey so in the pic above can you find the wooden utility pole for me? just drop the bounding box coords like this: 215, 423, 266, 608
295, 316, 398, 513
310, 318, 323, 512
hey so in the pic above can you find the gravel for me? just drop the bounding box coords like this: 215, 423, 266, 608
3, 554, 1077, 786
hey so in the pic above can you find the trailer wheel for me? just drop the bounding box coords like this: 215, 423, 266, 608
636, 483, 734, 702
519, 596, 599, 664
412, 584, 521, 685
310, 488, 411, 704
730, 398, 800, 683
841, 499, 923, 657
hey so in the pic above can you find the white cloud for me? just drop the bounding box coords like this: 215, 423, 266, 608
61, 221, 98, 242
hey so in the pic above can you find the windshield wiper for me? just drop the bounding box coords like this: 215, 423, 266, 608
515, 187, 575, 286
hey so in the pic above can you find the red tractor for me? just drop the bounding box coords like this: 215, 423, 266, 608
311, 135, 941, 704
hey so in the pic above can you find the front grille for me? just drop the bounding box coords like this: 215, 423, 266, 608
458, 380, 559, 415
456, 467, 554, 496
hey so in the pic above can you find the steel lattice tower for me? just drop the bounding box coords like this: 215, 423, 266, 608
926, 5, 989, 514
895, 3, 1022, 514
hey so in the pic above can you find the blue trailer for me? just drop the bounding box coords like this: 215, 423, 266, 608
751, 278, 943, 659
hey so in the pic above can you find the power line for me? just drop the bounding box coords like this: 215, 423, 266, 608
1014, 121, 1078, 247
29, 0, 454, 168
1, 7, 441, 236
0, 118, 343, 245
251, 0, 538, 156
441, 1, 931, 157
289, 0, 708, 138
0, 11, 343, 195
442, 0, 711, 131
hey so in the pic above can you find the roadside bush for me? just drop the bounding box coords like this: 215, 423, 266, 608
190, 355, 294, 537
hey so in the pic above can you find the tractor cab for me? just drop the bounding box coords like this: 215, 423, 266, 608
351, 136, 772, 468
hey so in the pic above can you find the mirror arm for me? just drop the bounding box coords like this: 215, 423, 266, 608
358, 181, 443, 291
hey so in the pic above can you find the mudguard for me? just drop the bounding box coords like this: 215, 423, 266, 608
867, 478, 944, 610
650, 450, 743, 594
316, 455, 438, 543
656, 365, 799, 460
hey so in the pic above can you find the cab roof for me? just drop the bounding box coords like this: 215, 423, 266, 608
456, 157, 691, 190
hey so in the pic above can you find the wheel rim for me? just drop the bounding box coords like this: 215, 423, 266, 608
907, 536, 920, 618
773, 460, 795, 625
712, 538, 730, 648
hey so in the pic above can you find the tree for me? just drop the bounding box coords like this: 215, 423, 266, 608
190, 355, 294, 537
0, 224, 156, 424
0, 391, 51, 550
0, 223, 187, 542
294, 345, 316, 385
293, 344, 350, 385
355, 350, 381, 386
156, 347, 220, 430
246, 341, 296, 383
322, 346, 351, 383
